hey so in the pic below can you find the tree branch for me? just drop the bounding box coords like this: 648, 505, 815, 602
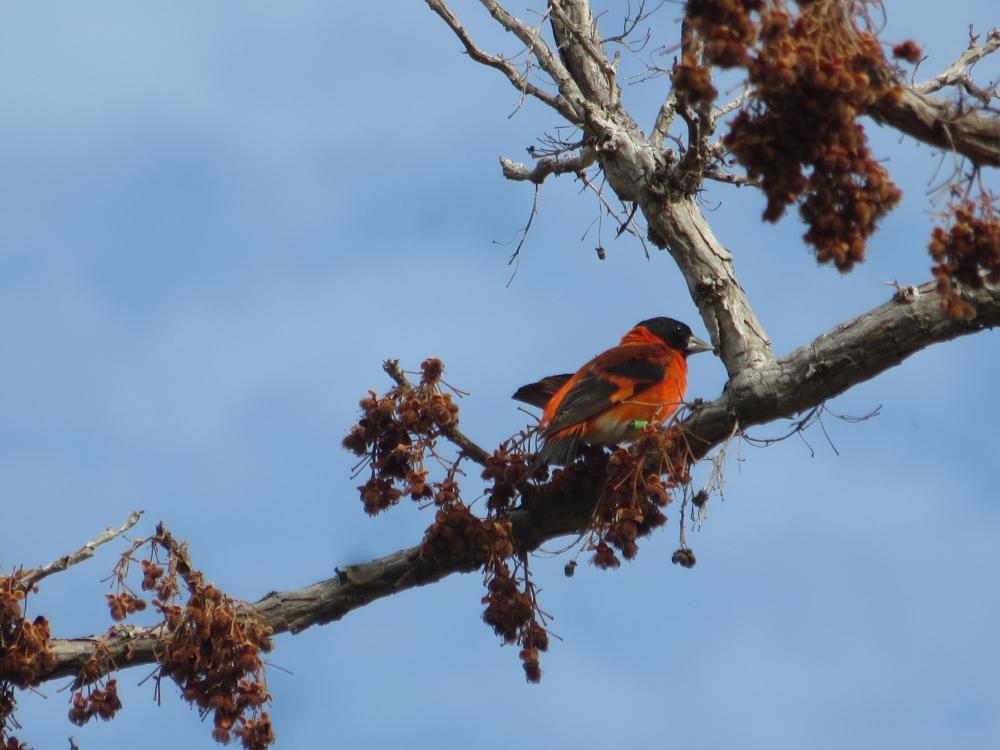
682, 280, 1000, 454
870, 87, 1000, 168
31, 280, 999, 687
499, 148, 596, 183
913, 28, 1000, 97
424, 0, 577, 122
549, 0, 615, 106
868, 28, 1000, 168
15, 512, 143, 590
650, 89, 679, 148
381, 358, 491, 466
476, 0, 586, 116
642, 195, 774, 374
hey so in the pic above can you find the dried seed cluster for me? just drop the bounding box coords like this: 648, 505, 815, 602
94, 534, 275, 749
1, 576, 55, 747
69, 680, 122, 725
343, 358, 461, 515
671, 548, 698, 568
106, 591, 147, 621
481, 444, 533, 514
590, 428, 692, 568
481, 561, 549, 683
689, 0, 762, 66
0, 578, 54, 690
682, 0, 905, 269
348, 362, 554, 681
420, 503, 514, 566
153, 573, 274, 749
673, 1, 763, 105
930, 196, 1000, 320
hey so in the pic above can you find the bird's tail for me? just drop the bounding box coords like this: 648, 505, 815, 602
524, 429, 581, 479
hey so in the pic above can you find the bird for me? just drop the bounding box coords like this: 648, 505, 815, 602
513, 317, 713, 467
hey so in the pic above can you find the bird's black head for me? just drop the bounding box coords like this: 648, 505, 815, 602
637, 317, 713, 356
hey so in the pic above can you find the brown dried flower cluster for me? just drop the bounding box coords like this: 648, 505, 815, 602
1, 576, 55, 746
420, 503, 514, 566
481, 560, 549, 683
673, 1, 763, 104
686, 0, 762, 68
481, 443, 534, 514
348, 362, 562, 680
891, 39, 922, 64
683, 1, 904, 269
155, 577, 274, 749
95, 533, 275, 749
343, 358, 461, 515
930, 196, 1000, 320
69, 680, 122, 725
0, 577, 55, 690
106, 591, 147, 621
589, 427, 693, 568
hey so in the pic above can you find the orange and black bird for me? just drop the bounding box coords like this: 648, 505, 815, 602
513, 317, 713, 467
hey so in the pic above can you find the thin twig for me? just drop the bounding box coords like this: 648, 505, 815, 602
709, 86, 752, 131
504, 183, 540, 285
16, 511, 144, 590
476, 0, 584, 113
424, 0, 577, 121
914, 28, 1000, 96
703, 168, 758, 187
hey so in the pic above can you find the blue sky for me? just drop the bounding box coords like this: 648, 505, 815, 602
1, 2, 998, 748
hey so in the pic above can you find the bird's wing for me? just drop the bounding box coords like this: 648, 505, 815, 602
545, 345, 667, 435
511, 374, 573, 409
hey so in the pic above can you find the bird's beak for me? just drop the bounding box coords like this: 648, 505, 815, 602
686, 334, 714, 356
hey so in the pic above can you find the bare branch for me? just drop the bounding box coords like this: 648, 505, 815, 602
869, 87, 1000, 168
39, 544, 473, 684
424, 0, 577, 121
504, 182, 539, 280
549, 0, 616, 106
914, 28, 1000, 97
579, 169, 651, 257
643, 195, 774, 374
499, 148, 596, 183
476, 0, 585, 111
703, 168, 757, 187
709, 86, 752, 131
683, 280, 1000, 454
650, 89, 679, 148
869, 28, 1000, 168
15, 512, 143, 590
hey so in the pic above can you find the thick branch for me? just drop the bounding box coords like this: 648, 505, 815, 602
33, 281, 999, 686
869, 87, 1000, 168
427, 0, 772, 371
643, 195, 774, 374
682, 281, 1000, 452
869, 28, 1000, 168
549, 0, 614, 106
